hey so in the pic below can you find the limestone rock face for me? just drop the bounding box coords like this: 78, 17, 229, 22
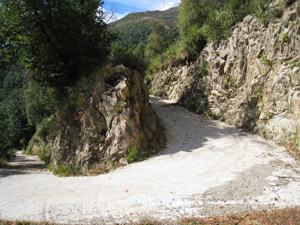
37, 66, 163, 175
151, 1, 300, 145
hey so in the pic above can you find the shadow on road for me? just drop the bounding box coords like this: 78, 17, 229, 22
0, 151, 46, 178
150, 96, 252, 156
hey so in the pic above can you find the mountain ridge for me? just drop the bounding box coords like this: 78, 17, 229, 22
111, 7, 179, 29
110, 7, 179, 47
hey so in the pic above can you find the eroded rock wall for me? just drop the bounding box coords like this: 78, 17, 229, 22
32, 66, 164, 175
151, 0, 300, 144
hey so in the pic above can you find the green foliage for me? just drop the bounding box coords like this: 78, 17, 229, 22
1, 0, 115, 90
147, 55, 164, 74
254, 87, 263, 102
36, 116, 57, 143
113, 20, 152, 47
187, 96, 197, 111
253, 0, 271, 25
110, 44, 147, 72
145, 21, 171, 59
284, 0, 297, 5
175, 0, 272, 58
127, 145, 138, 162
113, 101, 123, 113
0, 0, 115, 162
0, 149, 16, 167
264, 111, 275, 119
52, 164, 76, 177
261, 54, 272, 66
37, 151, 51, 166
0, 63, 36, 160
223, 75, 235, 89
270, 8, 284, 18
199, 60, 209, 77
280, 32, 289, 44
0, 158, 7, 167
178, 0, 209, 33
181, 25, 206, 59
25, 82, 55, 127
111, 7, 179, 48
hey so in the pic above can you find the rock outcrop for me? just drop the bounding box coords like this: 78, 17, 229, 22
31, 66, 164, 175
151, 1, 300, 145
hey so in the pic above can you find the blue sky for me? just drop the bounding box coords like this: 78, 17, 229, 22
103, 0, 181, 21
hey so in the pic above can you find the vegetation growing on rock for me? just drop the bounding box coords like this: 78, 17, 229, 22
26, 66, 164, 175
0, 0, 115, 165
150, 0, 300, 157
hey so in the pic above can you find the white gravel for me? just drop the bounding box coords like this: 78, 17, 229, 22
0, 96, 300, 224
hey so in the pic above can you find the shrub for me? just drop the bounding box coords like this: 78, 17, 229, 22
53, 164, 74, 177
199, 60, 209, 78
261, 54, 272, 66
127, 145, 138, 162
280, 32, 289, 44
113, 101, 123, 113
110, 44, 147, 73
146, 55, 164, 74
270, 8, 284, 18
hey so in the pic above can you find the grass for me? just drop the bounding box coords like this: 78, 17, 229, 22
261, 54, 272, 66
51, 164, 82, 177
280, 32, 289, 44
127, 145, 138, 162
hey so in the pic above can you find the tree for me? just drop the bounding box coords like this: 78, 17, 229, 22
145, 21, 168, 58
177, 0, 213, 58
178, 0, 210, 34
0, 63, 35, 156
1, 0, 115, 90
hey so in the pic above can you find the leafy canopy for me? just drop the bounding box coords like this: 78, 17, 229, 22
1, 0, 115, 90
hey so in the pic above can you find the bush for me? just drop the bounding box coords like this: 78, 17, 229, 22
110, 44, 147, 73
182, 25, 207, 58
146, 55, 164, 74
0, 149, 16, 166
53, 164, 73, 176
2, 0, 115, 90
36, 116, 57, 143
270, 8, 284, 18
127, 145, 138, 162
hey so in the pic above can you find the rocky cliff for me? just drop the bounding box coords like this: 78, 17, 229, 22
151, 1, 300, 147
30, 66, 164, 175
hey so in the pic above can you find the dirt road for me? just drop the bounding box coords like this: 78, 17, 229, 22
1, 96, 300, 224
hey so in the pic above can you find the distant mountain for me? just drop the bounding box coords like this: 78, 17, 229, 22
110, 7, 179, 47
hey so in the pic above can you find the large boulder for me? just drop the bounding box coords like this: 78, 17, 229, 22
31, 66, 164, 175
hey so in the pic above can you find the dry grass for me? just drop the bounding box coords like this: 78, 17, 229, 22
135, 208, 300, 225
1, 208, 300, 225
285, 141, 300, 162
180, 208, 300, 225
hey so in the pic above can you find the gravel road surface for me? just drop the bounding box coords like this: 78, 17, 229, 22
0, 96, 300, 224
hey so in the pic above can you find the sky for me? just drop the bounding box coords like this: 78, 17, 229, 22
103, 0, 181, 22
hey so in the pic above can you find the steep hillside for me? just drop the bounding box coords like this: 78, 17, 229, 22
110, 7, 179, 47
151, 1, 300, 151
111, 7, 179, 29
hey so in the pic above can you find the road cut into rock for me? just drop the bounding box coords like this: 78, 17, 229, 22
1, 96, 300, 224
